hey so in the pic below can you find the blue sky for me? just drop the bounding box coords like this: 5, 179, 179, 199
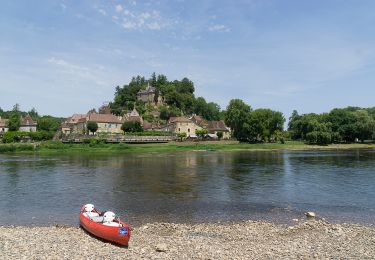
1, 0, 375, 119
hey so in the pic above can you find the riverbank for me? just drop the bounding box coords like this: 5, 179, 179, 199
1, 140, 375, 154
1, 220, 374, 259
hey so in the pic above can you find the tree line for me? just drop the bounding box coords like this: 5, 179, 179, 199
288, 107, 375, 144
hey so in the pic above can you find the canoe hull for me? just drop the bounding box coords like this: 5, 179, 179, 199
79, 212, 131, 246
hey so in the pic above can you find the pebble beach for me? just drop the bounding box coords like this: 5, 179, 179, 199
1, 219, 375, 259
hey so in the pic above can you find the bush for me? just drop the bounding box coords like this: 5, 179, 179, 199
0, 143, 35, 153
306, 131, 332, 145
121, 121, 143, 132
2, 131, 21, 143
305, 131, 318, 144
0, 144, 16, 152
40, 141, 67, 150
2, 131, 53, 143
317, 131, 331, 145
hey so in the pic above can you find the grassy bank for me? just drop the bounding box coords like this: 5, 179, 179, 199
0, 140, 375, 154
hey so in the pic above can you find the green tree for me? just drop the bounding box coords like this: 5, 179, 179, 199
352, 110, 375, 142
37, 116, 61, 132
87, 121, 98, 134
28, 108, 39, 119
216, 131, 223, 140
196, 129, 208, 139
251, 109, 285, 141
177, 132, 187, 141
7, 113, 21, 131
121, 121, 143, 132
159, 105, 181, 120
224, 99, 252, 142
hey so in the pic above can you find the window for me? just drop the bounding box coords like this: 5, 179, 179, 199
188, 128, 190, 133
178, 128, 181, 132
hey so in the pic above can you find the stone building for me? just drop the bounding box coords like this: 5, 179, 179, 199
206, 120, 231, 139
161, 116, 202, 137
19, 115, 37, 132
86, 112, 123, 134
136, 84, 163, 107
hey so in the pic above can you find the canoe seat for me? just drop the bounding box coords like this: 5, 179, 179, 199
91, 216, 104, 223
103, 222, 121, 227
83, 212, 99, 218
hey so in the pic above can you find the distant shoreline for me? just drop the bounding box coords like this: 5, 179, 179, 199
0, 140, 375, 154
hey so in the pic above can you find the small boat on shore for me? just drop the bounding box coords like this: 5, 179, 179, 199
79, 204, 131, 246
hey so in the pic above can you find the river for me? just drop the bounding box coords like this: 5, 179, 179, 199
0, 149, 375, 226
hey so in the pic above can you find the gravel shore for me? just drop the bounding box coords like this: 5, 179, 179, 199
1, 220, 375, 259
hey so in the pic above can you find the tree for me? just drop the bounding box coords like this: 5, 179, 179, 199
121, 121, 143, 132
176, 78, 195, 94
352, 110, 375, 142
177, 132, 187, 141
159, 105, 181, 120
216, 131, 223, 140
12, 103, 20, 113
28, 108, 39, 119
251, 109, 285, 141
224, 99, 252, 142
196, 129, 208, 140
87, 121, 98, 135
7, 113, 21, 131
37, 116, 61, 132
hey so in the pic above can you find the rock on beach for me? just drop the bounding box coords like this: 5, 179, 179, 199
1, 220, 375, 259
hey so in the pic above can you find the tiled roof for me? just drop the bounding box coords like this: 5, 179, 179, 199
137, 85, 156, 95
206, 120, 229, 131
190, 115, 208, 127
129, 108, 140, 117
87, 113, 122, 123
68, 114, 86, 123
21, 115, 37, 126
168, 116, 192, 123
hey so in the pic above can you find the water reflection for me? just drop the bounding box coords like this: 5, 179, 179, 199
0, 150, 375, 226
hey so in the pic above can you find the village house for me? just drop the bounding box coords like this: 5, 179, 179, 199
86, 112, 123, 134
136, 84, 163, 107
19, 115, 37, 132
206, 120, 231, 139
0, 117, 9, 133
161, 116, 202, 137
61, 114, 86, 135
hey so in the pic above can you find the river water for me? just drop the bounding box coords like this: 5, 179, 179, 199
0, 149, 375, 226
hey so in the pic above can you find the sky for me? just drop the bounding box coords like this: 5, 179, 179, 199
1, 0, 375, 119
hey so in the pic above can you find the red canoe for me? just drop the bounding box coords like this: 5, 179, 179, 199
79, 205, 131, 246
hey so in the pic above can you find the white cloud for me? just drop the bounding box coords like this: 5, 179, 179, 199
122, 21, 137, 30
47, 57, 69, 66
98, 9, 107, 16
208, 24, 231, 32
147, 22, 161, 30
115, 4, 123, 12
141, 12, 151, 19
